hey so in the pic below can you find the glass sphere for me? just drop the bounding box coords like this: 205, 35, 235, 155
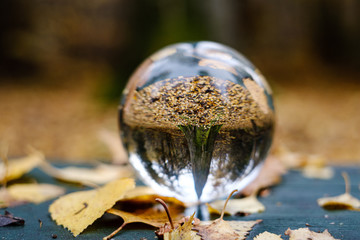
119, 41, 275, 203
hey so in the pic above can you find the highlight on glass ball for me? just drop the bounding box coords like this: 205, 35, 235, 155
119, 41, 275, 203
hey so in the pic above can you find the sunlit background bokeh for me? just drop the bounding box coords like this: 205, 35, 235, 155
1, 0, 359, 163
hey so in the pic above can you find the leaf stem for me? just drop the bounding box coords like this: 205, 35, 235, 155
156, 198, 174, 229
103, 222, 126, 240
341, 172, 350, 194
221, 189, 238, 220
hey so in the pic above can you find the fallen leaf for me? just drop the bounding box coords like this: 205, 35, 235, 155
254, 231, 283, 240
194, 190, 261, 240
163, 212, 200, 240
107, 205, 184, 229
49, 178, 135, 236
241, 156, 287, 196
0, 149, 44, 183
301, 155, 334, 179
7, 183, 65, 204
41, 162, 134, 185
285, 228, 339, 240
105, 198, 185, 239
207, 194, 265, 216
302, 165, 334, 180
317, 172, 360, 210
0, 211, 25, 227
196, 219, 262, 240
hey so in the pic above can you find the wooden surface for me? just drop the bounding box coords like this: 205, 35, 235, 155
1, 165, 359, 239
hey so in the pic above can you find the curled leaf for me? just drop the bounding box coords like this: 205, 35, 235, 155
317, 172, 360, 210
0, 211, 25, 227
49, 178, 135, 236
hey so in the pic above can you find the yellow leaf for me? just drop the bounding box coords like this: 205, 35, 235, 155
0, 149, 44, 182
207, 195, 265, 215
254, 231, 283, 240
41, 162, 134, 185
8, 183, 65, 204
49, 178, 135, 236
285, 228, 339, 240
317, 172, 360, 210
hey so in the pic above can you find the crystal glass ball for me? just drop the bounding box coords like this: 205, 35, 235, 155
119, 41, 275, 203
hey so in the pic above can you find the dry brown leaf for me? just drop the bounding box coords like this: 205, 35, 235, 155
41, 162, 134, 185
194, 190, 261, 240
0, 149, 44, 183
0, 211, 25, 227
107, 205, 184, 229
7, 183, 65, 204
49, 178, 135, 236
285, 228, 339, 240
207, 194, 265, 216
254, 231, 283, 240
317, 172, 360, 210
163, 213, 201, 240
105, 197, 185, 239
241, 156, 287, 196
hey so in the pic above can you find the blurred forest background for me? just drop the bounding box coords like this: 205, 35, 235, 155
0, 0, 359, 163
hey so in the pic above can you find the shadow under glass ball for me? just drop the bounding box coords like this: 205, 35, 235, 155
119, 41, 275, 203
